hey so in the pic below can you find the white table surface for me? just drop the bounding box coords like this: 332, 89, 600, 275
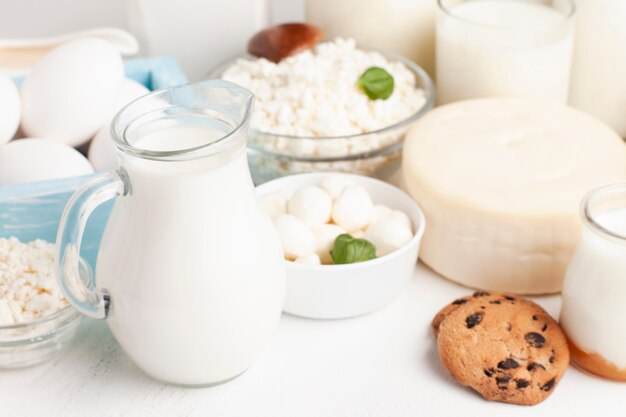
1, 264, 622, 417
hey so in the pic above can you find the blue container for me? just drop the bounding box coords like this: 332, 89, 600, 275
0, 57, 188, 269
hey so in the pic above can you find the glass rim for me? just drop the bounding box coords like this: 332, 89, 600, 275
437, 0, 576, 32
581, 182, 626, 242
110, 80, 254, 162
0, 303, 79, 332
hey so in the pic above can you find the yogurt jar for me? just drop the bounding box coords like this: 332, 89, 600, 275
561, 182, 626, 381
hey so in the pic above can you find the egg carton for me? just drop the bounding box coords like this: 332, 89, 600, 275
1, 57, 187, 270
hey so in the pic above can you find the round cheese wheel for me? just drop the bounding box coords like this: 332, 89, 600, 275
403, 98, 626, 294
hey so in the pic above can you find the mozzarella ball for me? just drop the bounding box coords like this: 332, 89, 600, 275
287, 185, 332, 226
312, 224, 346, 264
388, 209, 412, 231
88, 79, 150, 171
0, 138, 94, 185
332, 186, 374, 232
364, 217, 413, 257
371, 204, 393, 225
295, 253, 321, 265
273, 214, 317, 260
260, 190, 290, 219
20, 38, 124, 147
320, 175, 355, 199
352, 229, 366, 239
0, 73, 20, 145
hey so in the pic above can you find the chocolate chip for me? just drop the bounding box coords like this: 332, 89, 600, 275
542, 323, 548, 332
549, 355, 555, 364
527, 362, 546, 372
496, 375, 511, 384
484, 368, 495, 377
466, 312, 483, 329
532, 315, 539, 320
504, 295, 515, 301
489, 300, 501, 304
452, 298, 468, 305
515, 379, 530, 389
525, 332, 546, 348
473, 290, 490, 297
497, 358, 520, 370
541, 378, 555, 392
480, 306, 486, 309
498, 386, 508, 390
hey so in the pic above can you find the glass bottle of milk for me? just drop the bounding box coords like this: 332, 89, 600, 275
569, 0, 626, 138
436, 0, 575, 105
306, 0, 437, 77
561, 182, 626, 381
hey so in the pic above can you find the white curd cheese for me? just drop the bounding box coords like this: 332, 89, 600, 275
312, 224, 346, 264
295, 253, 322, 266
223, 38, 426, 139
260, 190, 290, 219
272, 214, 317, 260
320, 175, 355, 200
0, 238, 68, 325
365, 218, 413, 257
332, 186, 374, 232
287, 185, 332, 226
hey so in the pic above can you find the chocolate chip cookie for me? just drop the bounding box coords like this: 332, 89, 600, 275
432, 291, 569, 406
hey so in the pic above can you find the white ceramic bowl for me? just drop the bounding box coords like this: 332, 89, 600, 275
256, 173, 426, 319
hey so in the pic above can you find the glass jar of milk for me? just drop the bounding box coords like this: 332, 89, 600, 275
569, 0, 626, 138
561, 182, 626, 381
306, 0, 437, 77
436, 0, 575, 105
56, 80, 286, 386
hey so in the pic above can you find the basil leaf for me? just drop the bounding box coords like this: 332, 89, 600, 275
330, 234, 377, 265
357, 66, 395, 100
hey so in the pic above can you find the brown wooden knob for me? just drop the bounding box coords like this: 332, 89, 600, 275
247, 23, 323, 63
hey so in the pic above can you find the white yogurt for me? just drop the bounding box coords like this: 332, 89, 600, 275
569, 0, 626, 137
96, 124, 285, 385
436, 0, 574, 104
561, 207, 626, 369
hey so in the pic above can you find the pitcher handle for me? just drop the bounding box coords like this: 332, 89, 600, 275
55, 170, 129, 319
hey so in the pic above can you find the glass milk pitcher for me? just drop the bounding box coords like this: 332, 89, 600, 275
56, 80, 286, 386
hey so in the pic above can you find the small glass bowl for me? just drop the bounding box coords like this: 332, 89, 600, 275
0, 258, 89, 368
209, 48, 435, 185
0, 305, 81, 368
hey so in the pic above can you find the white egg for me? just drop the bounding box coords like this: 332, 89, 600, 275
331, 186, 374, 232
295, 253, 321, 265
287, 185, 332, 226
0, 138, 94, 185
20, 38, 124, 147
88, 79, 150, 171
0, 73, 20, 145
259, 190, 291, 219
364, 217, 413, 257
320, 175, 355, 199
312, 223, 346, 264
273, 214, 317, 260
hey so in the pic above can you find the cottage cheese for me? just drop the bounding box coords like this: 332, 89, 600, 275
0, 238, 68, 325
223, 38, 426, 138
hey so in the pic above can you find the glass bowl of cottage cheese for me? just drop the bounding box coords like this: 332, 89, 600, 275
211, 38, 435, 185
0, 238, 83, 368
